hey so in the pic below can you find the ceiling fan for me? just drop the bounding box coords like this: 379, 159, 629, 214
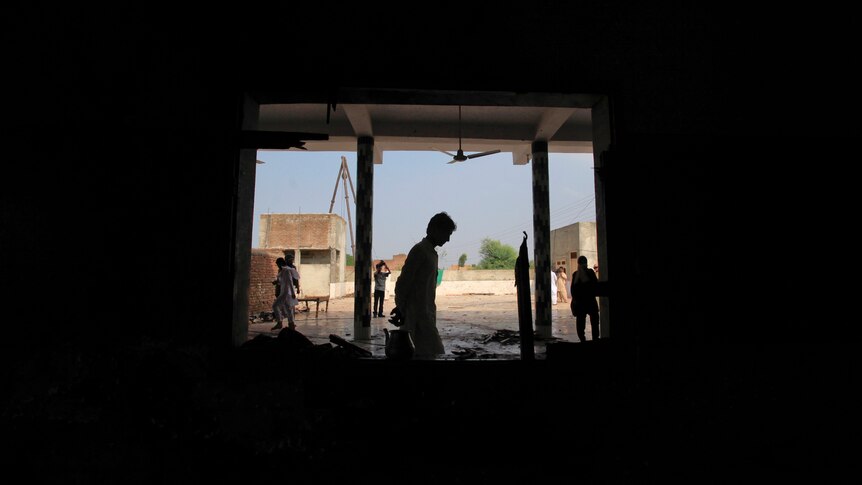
437, 105, 501, 164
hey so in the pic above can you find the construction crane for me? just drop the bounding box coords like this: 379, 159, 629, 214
328, 155, 356, 258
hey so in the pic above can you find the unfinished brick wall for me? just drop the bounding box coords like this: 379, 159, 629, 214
249, 248, 285, 314
254, 213, 348, 307
259, 213, 340, 249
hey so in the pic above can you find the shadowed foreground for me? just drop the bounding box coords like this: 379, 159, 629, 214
2, 330, 851, 483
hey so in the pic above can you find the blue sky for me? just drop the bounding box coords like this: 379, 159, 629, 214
253, 150, 596, 267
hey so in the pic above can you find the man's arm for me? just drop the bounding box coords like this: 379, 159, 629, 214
395, 241, 436, 315
394, 245, 422, 310
291, 267, 301, 293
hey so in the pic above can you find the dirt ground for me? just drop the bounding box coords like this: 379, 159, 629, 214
248, 293, 590, 359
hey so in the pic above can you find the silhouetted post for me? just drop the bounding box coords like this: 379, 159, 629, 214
353, 136, 374, 340
531, 140, 552, 338
516, 232, 535, 359
592, 97, 612, 339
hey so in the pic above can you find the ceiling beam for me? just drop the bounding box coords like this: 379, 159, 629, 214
342, 104, 373, 137
341, 104, 383, 163
534, 108, 577, 141
239, 130, 329, 149
512, 145, 532, 165
251, 88, 602, 108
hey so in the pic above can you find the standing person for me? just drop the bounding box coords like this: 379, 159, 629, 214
373, 260, 391, 317
556, 267, 568, 304
285, 253, 301, 313
272, 254, 301, 331
389, 212, 457, 358
570, 255, 599, 342
550, 268, 558, 304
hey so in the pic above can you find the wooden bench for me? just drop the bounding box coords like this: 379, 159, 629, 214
297, 295, 330, 317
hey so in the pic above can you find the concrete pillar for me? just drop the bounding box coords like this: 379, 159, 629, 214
531, 140, 552, 338
231, 93, 258, 348
232, 149, 255, 347
353, 136, 374, 340
592, 96, 612, 339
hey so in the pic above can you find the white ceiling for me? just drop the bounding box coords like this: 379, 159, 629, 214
254, 89, 598, 165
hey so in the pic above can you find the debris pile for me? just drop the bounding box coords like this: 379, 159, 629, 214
249, 307, 310, 324
480, 329, 521, 345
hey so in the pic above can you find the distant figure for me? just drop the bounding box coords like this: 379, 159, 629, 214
373, 260, 391, 317
570, 255, 599, 342
555, 267, 568, 303
550, 268, 558, 304
272, 254, 300, 331
389, 212, 457, 358
285, 254, 302, 313
593, 264, 599, 278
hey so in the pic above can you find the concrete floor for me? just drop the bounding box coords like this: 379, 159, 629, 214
248, 293, 595, 359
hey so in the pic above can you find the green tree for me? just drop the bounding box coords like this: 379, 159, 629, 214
477, 238, 518, 269
458, 253, 468, 268
346, 254, 354, 266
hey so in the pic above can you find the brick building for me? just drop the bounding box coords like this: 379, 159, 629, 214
550, 222, 598, 276
248, 213, 348, 313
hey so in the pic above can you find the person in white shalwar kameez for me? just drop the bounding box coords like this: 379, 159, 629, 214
389, 212, 457, 358
550, 269, 558, 304
272, 255, 300, 331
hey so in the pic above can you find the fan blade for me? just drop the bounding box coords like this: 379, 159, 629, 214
466, 149, 502, 159
447, 159, 460, 164
434, 148, 456, 157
